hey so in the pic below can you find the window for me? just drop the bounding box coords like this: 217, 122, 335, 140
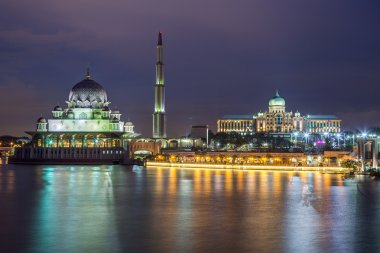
276, 114, 282, 125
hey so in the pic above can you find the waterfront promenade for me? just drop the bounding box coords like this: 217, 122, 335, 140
146, 161, 349, 173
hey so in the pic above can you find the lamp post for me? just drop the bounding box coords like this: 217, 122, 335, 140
294, 132, 299, 146
358, 132, 368, 171
336, 133, 341, 147
304, 133, 309, 145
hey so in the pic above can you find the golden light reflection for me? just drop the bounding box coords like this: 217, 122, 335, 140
168, 168, 177, 195
237, 170, 244, 192
259, 171, 269, 199
273, 172, 282, 196
336, 175, 344, 187
224, 169, 233, 194
194, 169, 201, 193
155, 167, 163, 194
246, 171, 255, 193
324, 174, 332, 189
204, 169, 211, 193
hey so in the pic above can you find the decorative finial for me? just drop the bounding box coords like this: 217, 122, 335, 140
275, 89, 279, 96
86, 65, 90, 80
158, 32, 163, 46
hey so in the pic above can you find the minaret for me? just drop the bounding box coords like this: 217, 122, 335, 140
152, 32, 167, 138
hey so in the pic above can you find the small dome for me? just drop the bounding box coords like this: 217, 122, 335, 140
125, 122, 133, 126
53, 105, 63, 111
112, 117, 119, 123
37, 117, 47, 123
67, 109, 74, 117
112, 110, 120, 114
269, 90, 285, 107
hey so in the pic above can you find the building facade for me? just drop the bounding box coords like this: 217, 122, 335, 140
12, 68, 139, 164
305, 115, 341, 133
217, 90, 341, 134
217, 115, 255, 135
256, 91, 305, 133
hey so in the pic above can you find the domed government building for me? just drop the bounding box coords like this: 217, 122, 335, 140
217, 90, 341, 135
12, 68, 140, 164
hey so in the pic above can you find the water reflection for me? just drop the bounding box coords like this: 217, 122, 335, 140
0, 165, 380, 253
30, 166, 120, 253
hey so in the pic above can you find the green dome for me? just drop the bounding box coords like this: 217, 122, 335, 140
269, 90, 285, 107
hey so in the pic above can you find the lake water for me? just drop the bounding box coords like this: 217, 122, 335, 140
0, 164, 380, 253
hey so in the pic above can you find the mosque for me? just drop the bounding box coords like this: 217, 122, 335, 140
217, 90, 341, 135
12, 68, 140, 163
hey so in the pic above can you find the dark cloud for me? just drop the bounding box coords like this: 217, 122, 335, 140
0, 0, 380, 136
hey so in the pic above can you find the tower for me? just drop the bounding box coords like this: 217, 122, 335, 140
153, 32, 167, 138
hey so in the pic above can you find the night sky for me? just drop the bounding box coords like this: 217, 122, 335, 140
0, 0, 379, 137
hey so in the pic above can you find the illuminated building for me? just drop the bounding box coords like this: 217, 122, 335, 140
217, 115, 255, 135
304, 115, 341, 133
152, 32, 167, 138
12, 68, 139, 163
256, 91, 305, 133
217, 90, 341, 134
190, 125, 209, 139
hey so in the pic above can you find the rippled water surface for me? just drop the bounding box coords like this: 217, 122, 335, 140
1, 164, 380, 253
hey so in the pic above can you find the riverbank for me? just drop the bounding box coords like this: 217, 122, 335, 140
146, 161, 350, 173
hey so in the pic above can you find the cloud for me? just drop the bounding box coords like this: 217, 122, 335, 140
0, 79, 44, 135
0, 0, 380, 136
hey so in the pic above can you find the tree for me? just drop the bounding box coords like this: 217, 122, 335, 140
341, 160, 360, 172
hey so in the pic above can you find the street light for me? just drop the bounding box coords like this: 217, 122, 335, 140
293, 132, 299, 146
336, 133, 341, 147
304, 133, 310, 144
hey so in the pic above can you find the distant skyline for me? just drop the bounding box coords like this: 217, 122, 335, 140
0, 0, 380, 137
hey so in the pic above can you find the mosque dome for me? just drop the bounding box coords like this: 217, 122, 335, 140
37, 117, 47, 123
68, 68, 108, 108
112, 117, 119, 123
53, 105, 63, 111
269, 90, 285, 107
66, 109, 74, 119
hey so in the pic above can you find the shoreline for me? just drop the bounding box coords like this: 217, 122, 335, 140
146, 161, 350, 173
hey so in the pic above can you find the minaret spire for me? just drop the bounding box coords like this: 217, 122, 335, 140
153, 32, 167, 138
157, 31, 163, 46
86, 65, 91, 80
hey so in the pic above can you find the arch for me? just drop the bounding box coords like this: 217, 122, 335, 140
79, 112, 87, 119
128, 141, 161, 158
134, 150, 153, 155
